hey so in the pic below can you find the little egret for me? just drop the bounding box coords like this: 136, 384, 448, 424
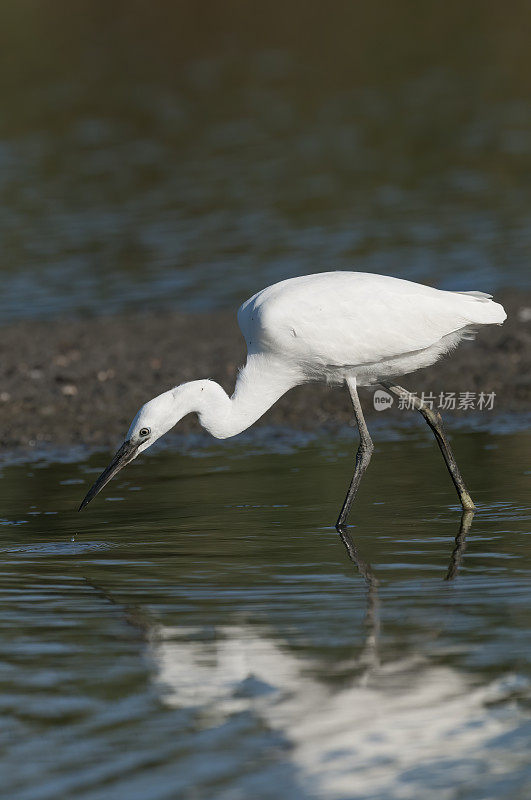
79, 272, 506, 527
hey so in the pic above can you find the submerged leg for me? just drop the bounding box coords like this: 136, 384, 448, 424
336, 378, 374, 530
382, 382, 475, 511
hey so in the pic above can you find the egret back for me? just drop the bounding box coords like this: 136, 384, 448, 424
237, 272, 506, 383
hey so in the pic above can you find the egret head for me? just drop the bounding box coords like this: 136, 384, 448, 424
79, 389, 178, 510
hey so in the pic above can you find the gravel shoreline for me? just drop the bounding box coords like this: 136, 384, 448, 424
1, 290, 529, 452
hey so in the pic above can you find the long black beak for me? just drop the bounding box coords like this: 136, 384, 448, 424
79, 440, 139, 511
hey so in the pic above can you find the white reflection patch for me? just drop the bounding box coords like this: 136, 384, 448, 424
150, 623, 527, 799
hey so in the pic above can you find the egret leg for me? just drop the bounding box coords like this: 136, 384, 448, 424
381, 382, 475, 511
336, 378, 374, 531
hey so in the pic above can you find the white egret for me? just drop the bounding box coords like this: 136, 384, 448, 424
79, 272, 506, 527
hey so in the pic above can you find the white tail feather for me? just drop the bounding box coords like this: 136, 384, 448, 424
455, 290, 493, 301
453, 291, 507, 325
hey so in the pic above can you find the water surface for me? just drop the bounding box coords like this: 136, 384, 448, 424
1, 4, 531, 322
1, 426, 529, 799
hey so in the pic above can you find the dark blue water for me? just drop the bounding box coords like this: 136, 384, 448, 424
1, 5, 531, 322
1, 427, 530, 799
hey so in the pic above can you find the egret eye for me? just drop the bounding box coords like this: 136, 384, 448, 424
139, 427, 151, 438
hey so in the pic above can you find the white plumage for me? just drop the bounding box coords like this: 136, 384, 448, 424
238, 272, 506, 386
80, 271, 506, 525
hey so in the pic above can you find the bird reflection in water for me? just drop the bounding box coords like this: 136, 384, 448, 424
445, 509, 474, 581
82, 509, 522, 799
333, 508, 474, 679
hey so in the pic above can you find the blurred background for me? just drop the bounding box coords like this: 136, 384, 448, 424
1, 0, 530, 322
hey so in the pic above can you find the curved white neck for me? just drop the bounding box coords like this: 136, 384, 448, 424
174, 355, 300, 439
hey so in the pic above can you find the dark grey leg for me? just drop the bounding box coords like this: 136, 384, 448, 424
382, 382, 475, 511
336, 378, 374, 530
